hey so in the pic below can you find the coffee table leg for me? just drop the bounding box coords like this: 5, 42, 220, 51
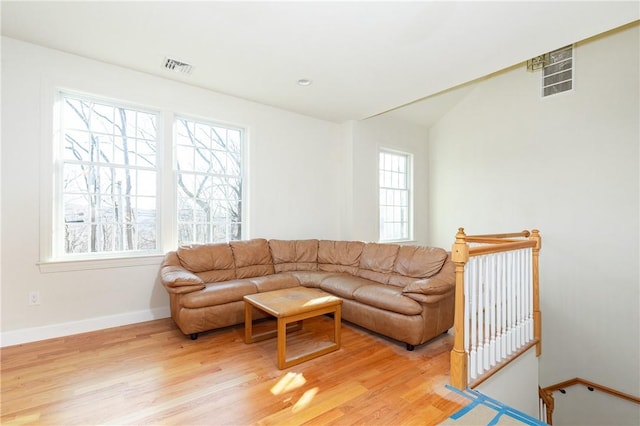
244, 302, 253, 343
277, 317, 287, 369
334, 305, 341, 348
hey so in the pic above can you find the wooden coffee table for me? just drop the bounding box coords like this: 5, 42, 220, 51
244, 287, 342, 369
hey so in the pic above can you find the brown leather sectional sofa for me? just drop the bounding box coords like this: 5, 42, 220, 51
160, 239, 455, 350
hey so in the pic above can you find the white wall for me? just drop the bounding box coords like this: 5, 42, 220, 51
552, 385, 640, 425
426, 22, 639, 422
0, 37, 344, 344
343, 116, 429, 243
476, 347, 540, 418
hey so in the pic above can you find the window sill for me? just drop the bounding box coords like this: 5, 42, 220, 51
38, 254, 164, 273
379, 239, 417, 244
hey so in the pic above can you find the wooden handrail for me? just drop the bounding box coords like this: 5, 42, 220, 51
467, 231, 531, 239
466, 237, 526, 244
543, 378, 640, 405
469, 239, 536, 257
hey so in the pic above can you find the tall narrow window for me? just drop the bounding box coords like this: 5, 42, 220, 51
379, 149, 412, 241
59, 94, 159, 256
175, 118, 243, 244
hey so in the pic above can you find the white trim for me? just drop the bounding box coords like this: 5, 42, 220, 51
39, 80, 57, 264
160, 111, 177, 252
0, 306, 171, 347
38, 253, 163, 273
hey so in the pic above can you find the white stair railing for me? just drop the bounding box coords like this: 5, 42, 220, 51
450, 228, 542, 390
465, 248, 534, 381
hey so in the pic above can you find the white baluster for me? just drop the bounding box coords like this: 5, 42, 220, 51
516, 249, 523, 348
509, 250, 516, 355
483, 255, 490, 372
496, 251, 504, 364
469, 259, 478, 380
489, 254, 496, 367
498, 253, 509, 360
463, 263, 470, 354
476, 256, 484, 376
527, 248, 534, 341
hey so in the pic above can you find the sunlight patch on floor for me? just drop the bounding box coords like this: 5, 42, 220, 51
292, 387, 319, 413
4, 413, 41, 426
271, 372, 307, 395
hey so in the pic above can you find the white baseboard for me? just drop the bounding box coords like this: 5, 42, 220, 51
0, 307, 171, 347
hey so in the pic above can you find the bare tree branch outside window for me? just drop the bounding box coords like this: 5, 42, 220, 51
61, 95, 158, 254
175, 118, 243, 244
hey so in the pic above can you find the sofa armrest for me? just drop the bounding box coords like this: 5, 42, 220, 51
160, 251, 205, 294
162, 265, 204, 286
164, 283, 206, 295
402, 276, 453, 296
403, 287, 454, 304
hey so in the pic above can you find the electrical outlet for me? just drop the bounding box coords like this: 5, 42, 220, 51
29, 291, 41, 306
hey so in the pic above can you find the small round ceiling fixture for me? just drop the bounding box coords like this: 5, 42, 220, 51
297, 79, 312, 86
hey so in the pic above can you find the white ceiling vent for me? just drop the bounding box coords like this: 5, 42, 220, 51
163, 57, 193, 75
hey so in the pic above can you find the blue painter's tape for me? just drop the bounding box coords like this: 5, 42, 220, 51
444, 385, 549, 426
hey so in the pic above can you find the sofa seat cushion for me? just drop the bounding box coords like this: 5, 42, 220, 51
181, 280, 257, 308
353, 284, 423, 315
285, 271, 338, 288
319, 274, 372, 299
249, 274, 301, 293
196, 269, 237, 284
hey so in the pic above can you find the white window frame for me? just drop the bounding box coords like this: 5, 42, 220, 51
174, 115, 245, 245
39, 90, 247, 272
378, 148, 413, 242
52, 92, 162, 261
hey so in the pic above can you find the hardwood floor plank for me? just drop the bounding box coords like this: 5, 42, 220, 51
1, 317, 466, 425
257, 381, 366, 425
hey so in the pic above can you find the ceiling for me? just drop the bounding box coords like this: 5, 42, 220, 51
2, 1, 638, 127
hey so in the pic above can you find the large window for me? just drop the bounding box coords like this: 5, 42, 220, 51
175, 118, 243, 245
53, 92, 244, 261
58, 94, 159, 256
379, 149, 412, 241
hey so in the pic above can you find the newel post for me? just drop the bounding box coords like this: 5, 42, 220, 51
539, 386, 554, 425
450, 227, 469, 390
530, 229, 542, 356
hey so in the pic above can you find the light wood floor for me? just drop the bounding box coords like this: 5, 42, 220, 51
1, 316, 467, 425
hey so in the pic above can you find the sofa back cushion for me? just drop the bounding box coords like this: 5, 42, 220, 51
318, 240, 364, 274
176, 243, 237, 283
356, 243, 400, 284
388, 245, 448, 286
230, 239, 275, 278
269, 239, 319, 272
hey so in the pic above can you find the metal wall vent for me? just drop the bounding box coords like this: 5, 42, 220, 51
542, 45, 573, 97
163, 57, 193, 74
